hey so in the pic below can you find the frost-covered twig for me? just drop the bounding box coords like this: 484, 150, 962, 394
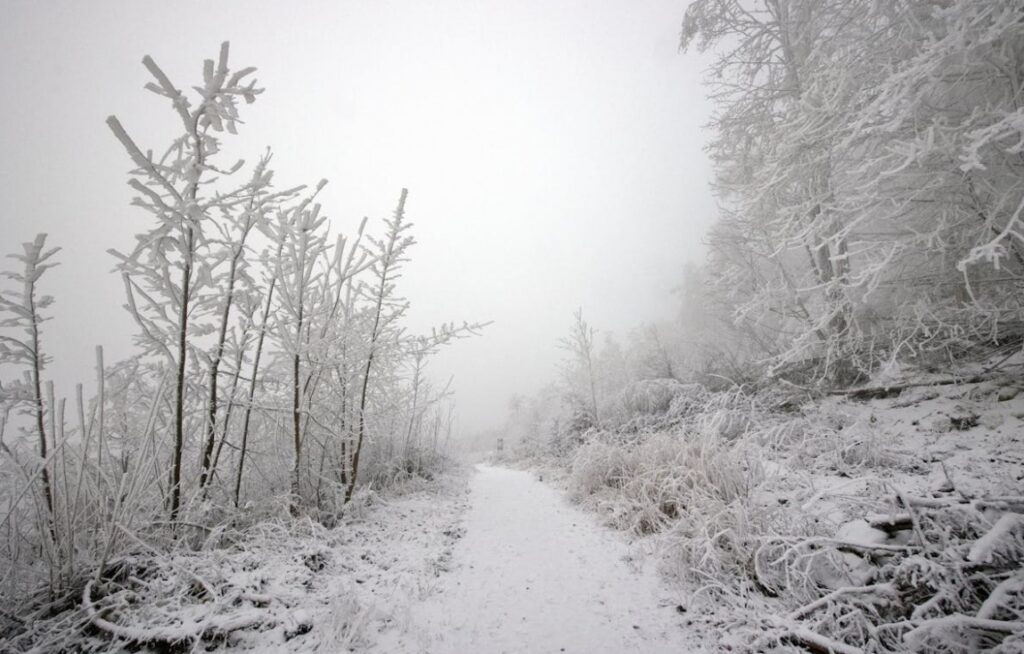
788, 583, 896, 621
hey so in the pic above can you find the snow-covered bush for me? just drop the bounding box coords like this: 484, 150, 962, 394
661, 497, 830, 604
617, 379, 687, 417
604, 379, 708, 434
569, 430, 763, 536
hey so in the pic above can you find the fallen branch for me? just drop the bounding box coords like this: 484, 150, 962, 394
789, 627, 865, 654
832, 540, 910, 554
894, 494, 1024, 514
83, 579, 270, 645
968, 513, 1024, 564
974, 498, 1024, 514
896, 495, 960, 510
834, 375, 989, 401
788, 583, 896, 621
0, 606, 25, 626
904, 614, 1024, 645
977, 572, 1024, 620
813, 537, 912, 554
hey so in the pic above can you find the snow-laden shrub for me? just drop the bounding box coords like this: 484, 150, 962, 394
749, 416, 814, 454
567, 439, 632, 500
336, 486, 380, 523
569, 431, 762, 535
659, 497, 830, 603
665, 382, 715, 416
605, 380, 710, 434
605, 382, 765, 438
617, 379, 693, 417
767, 411, 913, 476
690, 387, 765, 440
361, 445, 454, 491
565, 423, 846, 607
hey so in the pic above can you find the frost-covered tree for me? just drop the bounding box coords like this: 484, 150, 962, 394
840, 0, 1024, 359
196, 155, 294, 494
0, 235, 61, 540
559, 309, 600, 424
344, 189, 414, 502
340, 191, 485, 500
682, 0, 884, 382
107, 43, 263, 521
263, 184, 332, 506
0, 43, 490, 634
682, 0, 1024, 382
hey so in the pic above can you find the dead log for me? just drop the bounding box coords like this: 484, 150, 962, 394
834, 375, 989, 401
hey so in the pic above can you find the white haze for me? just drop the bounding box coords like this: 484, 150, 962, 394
0, 0, 714, 435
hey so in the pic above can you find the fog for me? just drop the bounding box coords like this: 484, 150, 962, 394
0, 0, 714, 435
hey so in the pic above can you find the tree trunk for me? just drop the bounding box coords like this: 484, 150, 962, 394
28, 284, 56, 540
345, 188, 407, 503
170, 242, 192, 523
234, 275, 277, 508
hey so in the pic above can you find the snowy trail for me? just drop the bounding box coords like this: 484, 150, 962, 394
373, 464, 695, 654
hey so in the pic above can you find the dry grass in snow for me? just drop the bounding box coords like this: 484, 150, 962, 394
2, 473, 470, 653
561, 368, 1024, 653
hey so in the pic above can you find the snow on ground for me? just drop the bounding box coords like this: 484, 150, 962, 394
372, 464, 697, 654
529, 371, 1024, 652
761, 376, 1024, 542
217, 474, 472, 653
240, 377, 1022, 653
44, 376, 1020, 653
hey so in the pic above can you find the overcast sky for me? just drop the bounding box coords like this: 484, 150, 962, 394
0, 0, 715, 435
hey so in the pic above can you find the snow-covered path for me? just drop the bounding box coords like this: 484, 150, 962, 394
374, 464, 695, 654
